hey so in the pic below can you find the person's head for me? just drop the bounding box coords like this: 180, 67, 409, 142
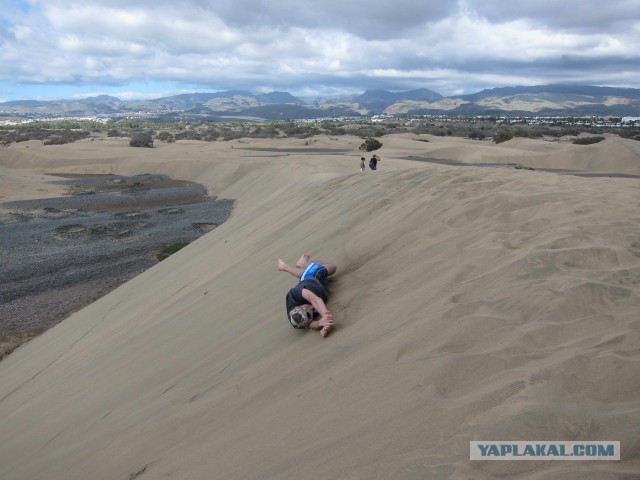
289, 304, 313, 329
361, 157, 365, 160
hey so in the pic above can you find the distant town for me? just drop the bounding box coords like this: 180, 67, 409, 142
1, 112, 639, 129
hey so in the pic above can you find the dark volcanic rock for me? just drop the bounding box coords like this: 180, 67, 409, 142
0, 174, 234, 358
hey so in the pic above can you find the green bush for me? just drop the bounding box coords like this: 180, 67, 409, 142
573, 136, 605, 145
174, 130, 203, 141
156, 131, 175, 143
156, 242, 190, 261
43, 130, 90, 145
359, 137, 383, 152
0, 127, 90, 145
202, 131, 220, 142
493, 130, 514, 144
129, 131, 154, 148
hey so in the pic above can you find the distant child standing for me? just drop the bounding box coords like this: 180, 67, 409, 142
360, 156, 366, 172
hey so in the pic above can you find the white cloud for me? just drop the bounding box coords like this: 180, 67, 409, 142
0, 0, 638, 100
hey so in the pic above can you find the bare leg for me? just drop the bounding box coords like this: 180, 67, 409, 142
295, 254, 311, 268
278, 258, 306, 278
278, 257, 337, 279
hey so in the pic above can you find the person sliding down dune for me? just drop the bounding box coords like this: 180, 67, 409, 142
278, 254, 337, 337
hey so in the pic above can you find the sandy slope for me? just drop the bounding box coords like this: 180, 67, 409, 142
0, 134, 639, 479
383, 133, 640, 175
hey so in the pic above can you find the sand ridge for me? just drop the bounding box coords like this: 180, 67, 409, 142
0, 134, 639, 479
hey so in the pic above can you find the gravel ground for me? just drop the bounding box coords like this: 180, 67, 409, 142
0, 173, 234, 359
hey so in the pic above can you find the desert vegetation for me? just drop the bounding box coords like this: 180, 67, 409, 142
1, 117, 639, 147
359, 137, 383, 151
0, 122, 93, 145
156, 242, 191, 261
129, 130, 154, 148
573, 136, 606, 145
493, 129, 515, 144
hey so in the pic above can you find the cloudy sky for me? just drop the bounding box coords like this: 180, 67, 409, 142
1, 0, 639, 102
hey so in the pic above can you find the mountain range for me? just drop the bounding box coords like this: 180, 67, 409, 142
1, 85, 639, 120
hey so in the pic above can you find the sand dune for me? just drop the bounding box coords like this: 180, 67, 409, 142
1, 134, 639, 479
386, 133, 640, 175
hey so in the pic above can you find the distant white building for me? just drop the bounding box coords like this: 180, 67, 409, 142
621, 117, 640, 124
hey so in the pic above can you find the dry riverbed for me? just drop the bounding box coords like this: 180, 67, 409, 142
0, 173, 234, 359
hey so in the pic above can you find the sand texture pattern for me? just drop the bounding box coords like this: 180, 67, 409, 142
0, 134, 639, 479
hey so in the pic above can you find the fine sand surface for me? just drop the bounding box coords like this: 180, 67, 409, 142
0, 134, 639, 479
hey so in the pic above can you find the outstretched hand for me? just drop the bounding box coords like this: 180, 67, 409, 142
319, 311, 334, 337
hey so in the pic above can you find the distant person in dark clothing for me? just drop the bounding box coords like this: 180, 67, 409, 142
278, 254, 337, 337
369, 154, 380, 170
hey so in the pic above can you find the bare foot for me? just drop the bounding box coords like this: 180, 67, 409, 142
277, 258, 286, 271
295, 254, 311, 268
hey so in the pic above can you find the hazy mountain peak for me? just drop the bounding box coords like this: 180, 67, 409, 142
1, 85, 638, 118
